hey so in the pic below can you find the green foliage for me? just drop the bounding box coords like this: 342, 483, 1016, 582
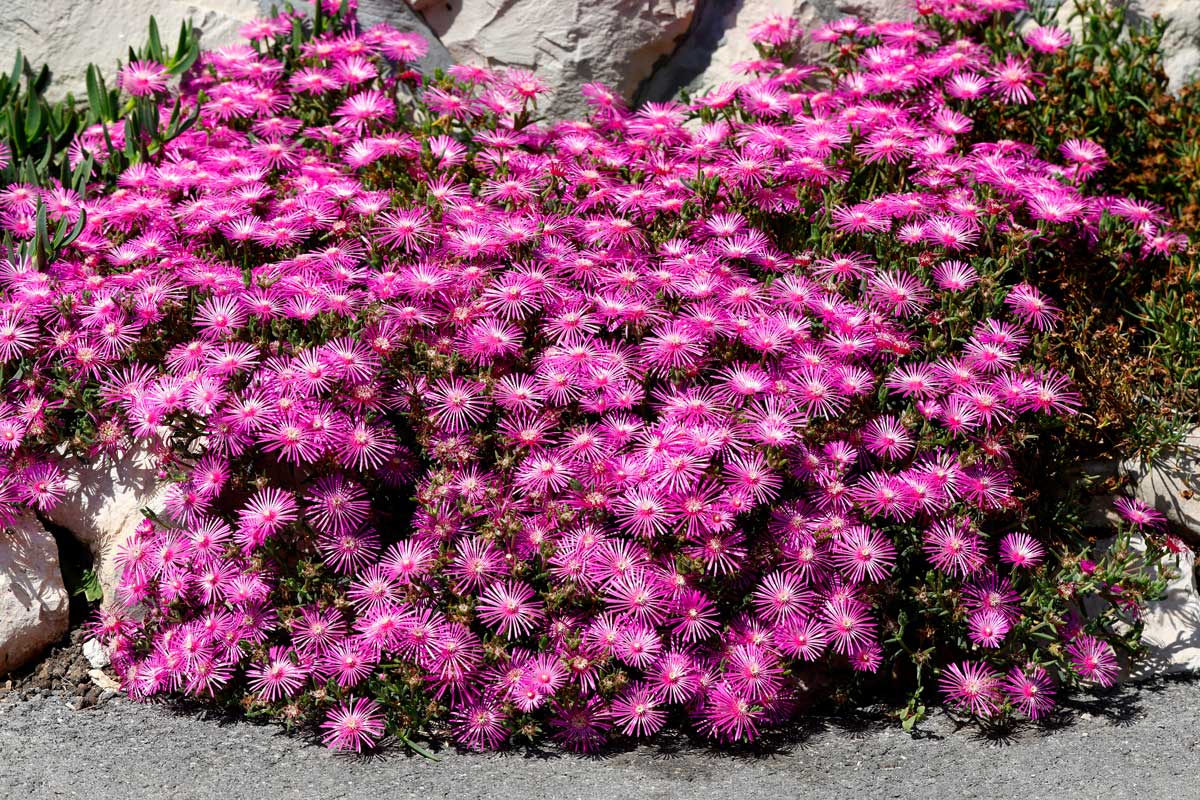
960, 0, 1200, 459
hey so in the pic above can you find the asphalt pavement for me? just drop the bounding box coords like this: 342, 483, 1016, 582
2, 678, 1197, 800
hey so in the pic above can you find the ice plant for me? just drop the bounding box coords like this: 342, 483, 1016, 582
0, 0, 1188, 753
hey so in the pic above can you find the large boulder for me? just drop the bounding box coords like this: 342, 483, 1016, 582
418, 0, 697, 120
1054, 0, 1200, 88
638, 0, 912, 103
1120, 426, 1200, 543
1129, 0, 1200, 87
0, 515, 70, 674
0, 0, 261, 101
345, 0, 453, 73
45, 443, 169, 608
1129, 533, 1200, 676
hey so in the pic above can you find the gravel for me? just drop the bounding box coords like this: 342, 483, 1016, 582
2, 678, 1198, 800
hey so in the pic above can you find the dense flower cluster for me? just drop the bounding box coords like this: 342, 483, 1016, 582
0, 0, 1185, 751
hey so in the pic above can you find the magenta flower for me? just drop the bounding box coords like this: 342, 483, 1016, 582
321, 697, 386, 752
1024, 25, 1071, 54
1066, 635, 1120, 687
940, 661, 1002, 718
999, 532, 1046, 568
611, 681, 666, 738
247, 648, 306, 701
1003, 665, 1056, 719
477, 580, 546, 639
1113, 497, 1166, 530
119, 60, 169, 96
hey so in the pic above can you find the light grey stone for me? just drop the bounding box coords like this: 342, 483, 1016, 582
0, 515, 69, 675
1130, 533, 1200, 676
88, 668, 121, 692
638, 0, 912, 103
1120, 426, 1200, 542
45, 442, 169, 608
82, 638, 111, 669
0, 0, 261, 101
418, 0, 696, 120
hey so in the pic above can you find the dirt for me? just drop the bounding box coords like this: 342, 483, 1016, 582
0, 628, 116, 710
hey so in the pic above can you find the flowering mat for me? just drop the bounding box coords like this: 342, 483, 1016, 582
0, 0, 1192, 755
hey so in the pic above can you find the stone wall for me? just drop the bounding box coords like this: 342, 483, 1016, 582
2, 1, 1197, 116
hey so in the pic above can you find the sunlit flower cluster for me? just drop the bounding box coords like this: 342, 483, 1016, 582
0, 0, 1184, 752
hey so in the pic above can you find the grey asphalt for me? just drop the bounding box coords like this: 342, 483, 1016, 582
2, 678, 1197, 800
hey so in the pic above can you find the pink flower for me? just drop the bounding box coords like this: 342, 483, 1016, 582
477, 580, 546, 639
999, 532, 1046, 568
1066, 635, 1120, 687
321, 697, 386, 752
1003, 665, 1056, 719
940, 661, 1002, 717
1113, 497, 1166, 530
119, 60, 169, 96
1024, 25, 1071, 54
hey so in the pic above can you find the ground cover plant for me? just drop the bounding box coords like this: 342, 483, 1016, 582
0, 0, 1193, 752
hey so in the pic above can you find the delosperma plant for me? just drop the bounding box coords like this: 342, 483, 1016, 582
0, 0, 1192, 751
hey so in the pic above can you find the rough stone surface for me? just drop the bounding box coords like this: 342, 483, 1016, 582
4, 679, 1200, 799
45, 443, 168, 608
81, 639, 111, 670
5, 0, 1200, 118
0, 515, 69, 675
638, 0, 911, 102
352, 0, 453, 74
0, 0, 261, 101
419, 0, 697, 120
1120, 426, 1200, 542
1131, 0, 1200, 87
1132, 534, 1200, 676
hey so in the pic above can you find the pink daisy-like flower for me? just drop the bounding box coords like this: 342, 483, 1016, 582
321, 697, 386, 752
999, 532, 1046, 568
316, 526, 380, 575
452, 699, 509, 751
1005, 283, 1060, 331
967, 609, 1011, 648
1024, 25, 1071, 54
821, 597, 877, 655
702, 681, 761, 742
611, 681, 666, 738
989, 55, 1038, 104
832, 526, 896, 583
940, 661, 1002, 717
119, 60, 169, 96
1113, 496, 1166, 530
236, 488, 298, 549
477, 580, 546, 639
247, 648, 306, 701
1066, 635, 1120, 687
924, 518, 986, 578
1003, 665, 1056, 719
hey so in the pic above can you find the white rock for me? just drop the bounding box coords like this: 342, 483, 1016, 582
0, 0, 261, 102
352, 0, 454, 74
419, 0, 697, 120
1128, 0, 1200, 88
639, 0, 912, 102
45, 442, 169, 608
0, 515, 70, 674
1120, 426, 1200, 541
1129, 533, 1200, 676
1055, 0, 1200, 89
82, 638, 112, 670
